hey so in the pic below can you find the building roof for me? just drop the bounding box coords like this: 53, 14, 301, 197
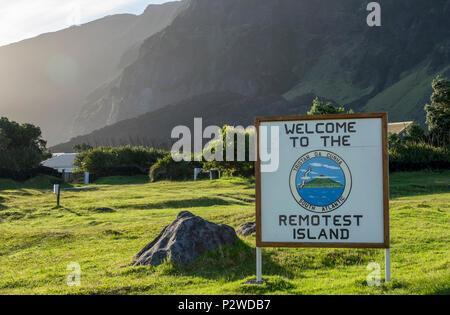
388, 121, 414, 135
41, 153, 77, 169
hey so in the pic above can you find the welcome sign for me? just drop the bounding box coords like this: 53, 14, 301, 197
255, 113, 389, 248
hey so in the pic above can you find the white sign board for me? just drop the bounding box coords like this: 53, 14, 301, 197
256, 113, 389, 248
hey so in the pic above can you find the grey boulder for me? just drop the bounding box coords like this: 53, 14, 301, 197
133, 211, 238, 267
236, 222, 256, 236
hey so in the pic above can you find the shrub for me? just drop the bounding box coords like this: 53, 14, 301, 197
149, 155, 202, 182
0, 117, 50, 170
389, 142, 450, 171
388, 133, 402, 151
307, 97, 354, 115
74, 146, 166, 173
202, 125, 255, 177
0, 175, 62, 190
73, 143, 93, 153
404, 123, 426, 143
0, 166, 61, 182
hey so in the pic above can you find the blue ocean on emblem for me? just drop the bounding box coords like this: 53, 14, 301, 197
296, 156, 345, 207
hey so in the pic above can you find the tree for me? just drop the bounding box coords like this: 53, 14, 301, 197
0, 128, 9, 148
424, 75, 450, 147
405, 123, 426, 143
73, 143, 93, 153
307, 97, 354, 115
202, 125, 255, 177
0, 117, 51, 170
388, 133, 402, 152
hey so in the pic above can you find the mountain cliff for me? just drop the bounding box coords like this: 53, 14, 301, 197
72, 0, 450, 140
0, 1, 184, 145
51, 91, 321, 152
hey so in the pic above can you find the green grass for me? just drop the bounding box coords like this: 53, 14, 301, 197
283, 52, 375, 104
0, 171, 448, 295
0, 175, 63, 191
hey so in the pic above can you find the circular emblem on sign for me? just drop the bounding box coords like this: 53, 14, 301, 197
289, 150, 352, 213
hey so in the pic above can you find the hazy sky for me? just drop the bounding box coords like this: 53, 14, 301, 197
0, 0, 175, 47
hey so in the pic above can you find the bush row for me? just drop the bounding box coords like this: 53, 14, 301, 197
73, 146, 166, 173
389, 142, 449, 172
0, 166, 60, 182
7, 141, 448, 183
88, 166, 147, 182
84, 141, 449, 182
149, 155, 202, 182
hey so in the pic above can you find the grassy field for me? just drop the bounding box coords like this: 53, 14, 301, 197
0, 171, 448, 295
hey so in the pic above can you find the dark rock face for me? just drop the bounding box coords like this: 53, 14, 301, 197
74, 0, 450, 138
237, 222, 256, 236
133, 211, 238, 267
51, 92, 316, 152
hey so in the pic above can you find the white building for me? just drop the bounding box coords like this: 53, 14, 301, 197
41, 153, 77, 173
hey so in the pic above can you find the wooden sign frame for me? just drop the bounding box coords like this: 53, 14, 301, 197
255, 113, 389, 249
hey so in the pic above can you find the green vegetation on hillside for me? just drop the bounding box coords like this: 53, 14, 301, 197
283, 53, 375, 105
0, 171, 448, 295
363, 65, 450, 124
0, 117, 50, 170
301, 177, 344, 188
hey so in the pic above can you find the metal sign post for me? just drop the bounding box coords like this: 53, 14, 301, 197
54, 184, 61, 207
256, 247, 262, 283
385, 248, 391, 282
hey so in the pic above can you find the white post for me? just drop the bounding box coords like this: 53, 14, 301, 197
256, 247, 262, 283
53, 184, 59, 194
84, 172, 89, 185
385, 248, 391, 282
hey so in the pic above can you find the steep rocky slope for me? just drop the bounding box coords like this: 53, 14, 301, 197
51, 91, 322, 152
0, 1, 183, 145
73, 0, 450, 139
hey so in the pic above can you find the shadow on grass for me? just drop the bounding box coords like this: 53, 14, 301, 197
129, 197, 242, 210
0, 210, 26, 221
318, 249, 377, 267
94, 207, 116, 213
356, 278, 449, 295
0, 176, 74, 191
0, 196, 7, 210
62, 187, 99, 192
432, 287, 450, 295
54, 206, 83, 216
155, 239, 295, 282
74, 283, 160, 295
389, 170, 450, 198
238, 277, 297, 294
128, 242, 378, 286
0, 231, 73, 257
